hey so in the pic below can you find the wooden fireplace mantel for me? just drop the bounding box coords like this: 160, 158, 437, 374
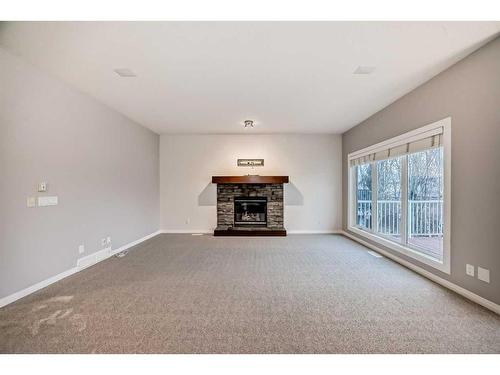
211, 175, 289, 184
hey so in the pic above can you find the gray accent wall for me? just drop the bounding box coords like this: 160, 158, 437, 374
0, 48, 160, 299
342, 37, 500, 304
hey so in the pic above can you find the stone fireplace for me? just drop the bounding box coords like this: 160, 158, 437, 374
212, 176, 288, 236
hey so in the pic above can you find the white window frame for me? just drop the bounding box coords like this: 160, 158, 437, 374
347, 117, 451, 274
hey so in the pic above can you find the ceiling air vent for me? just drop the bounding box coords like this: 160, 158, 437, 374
114, 68, 137, 77
353, 66, 376, 75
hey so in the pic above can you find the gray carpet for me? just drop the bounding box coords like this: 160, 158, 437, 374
1, 234, 499, 353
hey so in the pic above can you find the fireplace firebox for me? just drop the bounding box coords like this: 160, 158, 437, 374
234, 197, 267, 226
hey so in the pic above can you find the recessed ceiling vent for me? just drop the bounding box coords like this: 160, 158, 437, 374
114, 68, 137, 77
353, 66, 376, 75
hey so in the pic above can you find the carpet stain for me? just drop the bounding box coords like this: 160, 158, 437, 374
46, 295, 74, 304
31, 304, 48, 312
69, 314, 87, 332
24, 295, 85, 337
29, 308, 85, 336
59, 308, 74, 319
31, 310, 62, 336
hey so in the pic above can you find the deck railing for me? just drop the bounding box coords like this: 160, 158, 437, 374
357, 200, 443, 236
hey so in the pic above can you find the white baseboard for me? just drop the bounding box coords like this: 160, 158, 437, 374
77, 247, 111, 270
160, 229, 343, 235
111, 230, 162, 255
0, 267, 79, 308
341, 230, 500, 315
288, 230, 343, 234
0, 230, 162, 308
160, 229, 213, 234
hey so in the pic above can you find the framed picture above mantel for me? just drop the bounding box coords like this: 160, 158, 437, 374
237, 158, 264, 167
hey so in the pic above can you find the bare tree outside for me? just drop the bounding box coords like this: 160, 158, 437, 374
356, 163, 372, 229
408, 148, 444, 259
377, 157, 402, 241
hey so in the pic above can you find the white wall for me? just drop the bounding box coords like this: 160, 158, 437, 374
160, 134, 342, 232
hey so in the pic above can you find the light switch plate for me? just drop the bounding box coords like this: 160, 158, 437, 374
27, 197, 37, 208
38, 196, 58, 207
37, 182, 47, 192
478, 267, 490, 283
466, 264, 475, 277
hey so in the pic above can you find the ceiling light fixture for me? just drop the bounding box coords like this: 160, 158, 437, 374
114, 68, 137, 77
353, 66, 376, 75
244, 120, 254, 128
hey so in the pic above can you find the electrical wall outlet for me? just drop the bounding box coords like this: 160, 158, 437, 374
466, 264, 475, 277
101, 238, 107, 247
27, 197, 37, 208
106, 237, 112, 245
478, 267, 490, 283
78, 245, 85, 254
185, 217, 190, 224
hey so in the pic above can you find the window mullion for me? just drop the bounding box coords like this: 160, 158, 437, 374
371, 162, 377, 233
351, 167, 357, 228
401, 155, 408, 245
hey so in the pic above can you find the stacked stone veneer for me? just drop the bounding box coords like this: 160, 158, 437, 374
216, 183, 284, 229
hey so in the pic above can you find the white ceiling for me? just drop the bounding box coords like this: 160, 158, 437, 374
1, 22, 499, 134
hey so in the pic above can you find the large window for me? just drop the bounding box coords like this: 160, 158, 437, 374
348, 118, 450, 273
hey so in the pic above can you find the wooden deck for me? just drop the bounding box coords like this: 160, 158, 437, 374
408, 236, 443, 260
